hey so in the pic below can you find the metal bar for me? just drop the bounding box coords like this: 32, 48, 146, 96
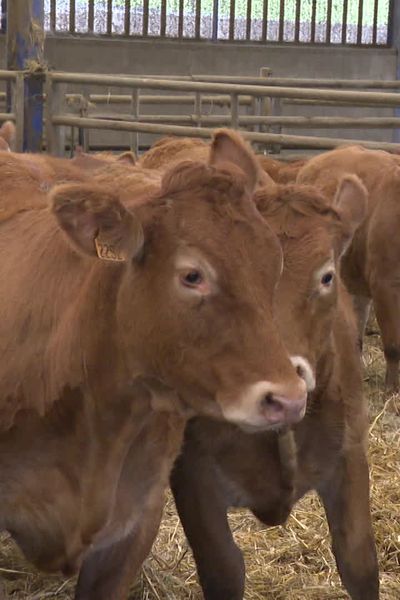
130, 88, 139, 154
0, 113, 16, 122
212, 0, 219, 41
326, 0, 332, 43
124, 0, 131, 35
229, 0, 235, 40
372, 0, 379, 45
69, 0, 75, 33
86, 112, 400, 129
178, 0, 184, 37
50, 115, 400, 153
82, 114, 400, 128
45, 80, 66, 155
66, 93, 253, 106
195, 0, 201, 38
262, 0, 268, 41
357, 0, 364, 44
283, 98, 397, 107
194, 92, 201, 126
0, 71, 18, 80
246, 0, 252, 41
342, 0, 348, 44
160, 0, 167, 37
1, 0, 6, 31
88, 0, 94, 32
49, 72, 400, 107
294, 0, 301, 42
107, 0, 112, 35
160, 0, 167, 36
311, 0, 317, 43
50, 0, 56, 32
230, 94, 239, 128
278, 0, 284, 42
143, 0, 149, 36
14, 74, 24, 152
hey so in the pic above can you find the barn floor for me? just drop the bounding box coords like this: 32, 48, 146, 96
0, 331, 399, 599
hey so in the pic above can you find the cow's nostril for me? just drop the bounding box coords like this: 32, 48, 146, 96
262, 392, 274, 406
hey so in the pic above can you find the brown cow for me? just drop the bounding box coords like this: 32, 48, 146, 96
139, 133, 274, 190
257, 154, 309, 183
0, 136, 307, 598
298, 144, 400, 391
71, 146, 137, 171
170, 175, 379, 600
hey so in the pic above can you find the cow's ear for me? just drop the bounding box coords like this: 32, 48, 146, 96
209, 129, 269, 195
116, 151, 136, 166
51, 183, 144, 262
0, 120, 16, 148
332, 174, 367, 256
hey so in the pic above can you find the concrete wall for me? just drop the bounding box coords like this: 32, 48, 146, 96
0, 34, 397, 149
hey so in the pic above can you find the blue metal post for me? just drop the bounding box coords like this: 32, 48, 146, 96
6, 0, 45, 152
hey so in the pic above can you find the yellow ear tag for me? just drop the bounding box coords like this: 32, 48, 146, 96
94, 237, 126, 262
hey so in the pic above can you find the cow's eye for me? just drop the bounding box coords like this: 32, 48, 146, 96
181, 270, 203, 288
321, 271, 334, 286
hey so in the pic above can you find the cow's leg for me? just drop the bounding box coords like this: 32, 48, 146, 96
352, 294, 372, 352
171, 456, 245, 600
317, 444, 379, 600
371, 281, 400, 391
75, 497, 163, 600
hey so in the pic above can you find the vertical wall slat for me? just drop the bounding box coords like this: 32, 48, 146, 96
310, 0, 317, 43
294, 0, 301, 42
229, 0, 235, 40
50, 0, 56, 32
212, 0, 219, 41
107, 0, 112, 34
262, 0, 268, 41
195, 0, 201, 39
69, 0, 75, 33
278, 0, 284, 42
160, 0, 167, 36
342, 0, 348, 44
178, 0, 184, 37
124, 0, 131, 35
326, 0, 332, 43
143, 0, 149, 36
246, 0, 252, 40
88, 0, 94, 33
357, 0, 364, 44
372, 0, 379, 45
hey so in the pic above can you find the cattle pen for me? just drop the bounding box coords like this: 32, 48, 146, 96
0, 1, 400, 599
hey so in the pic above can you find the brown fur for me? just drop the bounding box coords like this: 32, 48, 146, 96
298, 144, 400, 390
139, 131, 274, 190
170, 178, 379, 600
138, 136, 209, 169
0, 132, 307, 599
257, 154, 309, 184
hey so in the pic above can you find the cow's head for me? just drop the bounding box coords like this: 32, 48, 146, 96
255, 175, 367, 385
50, 143, 307, 431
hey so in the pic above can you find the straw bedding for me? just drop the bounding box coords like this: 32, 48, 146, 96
1, 330, 399, 599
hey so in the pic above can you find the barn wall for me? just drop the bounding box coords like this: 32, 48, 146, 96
0, 35, 397, 148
